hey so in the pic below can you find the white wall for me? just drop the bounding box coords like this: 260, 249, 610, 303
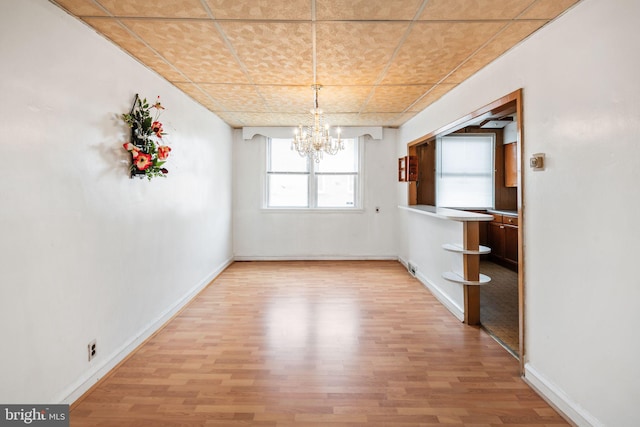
399, 0, 640, 425
0, 0, 233, 404
234, 129, 398, 259
398, 210, 465, 321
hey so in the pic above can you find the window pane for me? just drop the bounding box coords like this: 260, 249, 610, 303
269, 138, 308, 172
316, 175, 356, 208
437, 176, 493, 208
436, 135, 494, 208
315, 138, 357, 173
440, 137, 493, 174
268, 174, 308, 207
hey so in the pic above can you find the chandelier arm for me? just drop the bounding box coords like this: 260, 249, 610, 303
292, 84, 344, 161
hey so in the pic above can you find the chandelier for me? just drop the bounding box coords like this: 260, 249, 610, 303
292, 84, 343, 162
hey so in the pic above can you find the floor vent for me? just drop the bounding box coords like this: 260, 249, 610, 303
407, 262, 417, 277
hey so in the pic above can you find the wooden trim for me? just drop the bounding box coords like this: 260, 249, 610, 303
463, 222, 481, 325
515, 90, 525, 374
407, 145, 418, 205
406, 90, 520, 149
405, 90, 520, 206
402, 89, 526, 373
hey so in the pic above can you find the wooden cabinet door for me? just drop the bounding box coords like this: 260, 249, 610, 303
504, 142, 517, 188
416, 143, 435, 205
488, 222, 505, 259
504, 224, 518, 265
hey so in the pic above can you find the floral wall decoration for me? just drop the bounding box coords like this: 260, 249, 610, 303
122, 94, 171, 180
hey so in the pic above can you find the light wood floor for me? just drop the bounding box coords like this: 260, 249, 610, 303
71, 261, 567, 426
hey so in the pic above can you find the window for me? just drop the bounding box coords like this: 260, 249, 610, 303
266, 137, 360, 209
436, 134, 495, 209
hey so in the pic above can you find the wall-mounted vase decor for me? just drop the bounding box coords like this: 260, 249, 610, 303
122, 94, 171, 180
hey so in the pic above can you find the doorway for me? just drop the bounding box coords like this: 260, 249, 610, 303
406, 89, 525, 371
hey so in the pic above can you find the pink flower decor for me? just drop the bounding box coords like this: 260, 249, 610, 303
157, 145, 171, 160
151, 121, 163, 138
134, 153, 152, 171
121, 94, 172, 180
122, 142, 141, 158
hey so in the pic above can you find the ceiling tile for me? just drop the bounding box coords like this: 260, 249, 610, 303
408, 83, 458, 111
173, 82, 226, 111
325, 113, 404, 127
198, 84, 270, 112
212, 111, 245, 128
319, 86, 373, 113
389, 112, 419, 127
257, 86, 372, 118
219, 22, 313, 86
237, 113, 311, 127
518, 0, 580, 20
123, 20, 250, 84
363, 85, 433, 113
382, 22, 506, 85
204, 0, 311, 20
316, 0, 423, 20
259, 86, 314, 113
97, 0, 209, 18
49, 0, 581, 128
419, 0, 534, 20
52, 0, 108, 16
444, 20, 545, 84
84, 18, 186, 82
316, 22, 409, 86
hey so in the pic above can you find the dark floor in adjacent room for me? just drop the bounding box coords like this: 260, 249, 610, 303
480, 260, 519, 356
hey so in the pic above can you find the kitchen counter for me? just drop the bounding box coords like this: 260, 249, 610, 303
399, 205, 493, 222
398, 204, 492, 325
487, 209, 517, 217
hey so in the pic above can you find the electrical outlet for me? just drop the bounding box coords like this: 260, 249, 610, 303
88, 340, 97, 361
407, 262, 417, 276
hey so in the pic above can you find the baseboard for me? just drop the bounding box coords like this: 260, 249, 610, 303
397, 256, 408, 269
60, 256, 234, 405
233, 255, 398, 261
524, 363, 603, 427
415, 271, 464, 322
398, 256, 464, 322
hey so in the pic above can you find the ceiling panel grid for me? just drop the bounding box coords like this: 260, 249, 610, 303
50, 0, 580, 128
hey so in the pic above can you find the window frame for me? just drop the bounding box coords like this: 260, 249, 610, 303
264, 137, 363, 211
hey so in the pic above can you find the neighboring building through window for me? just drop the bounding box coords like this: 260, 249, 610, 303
266, 137, 360, 209
436, 134, 495, 209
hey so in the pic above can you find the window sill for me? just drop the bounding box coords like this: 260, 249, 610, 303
261, 207, 365, 214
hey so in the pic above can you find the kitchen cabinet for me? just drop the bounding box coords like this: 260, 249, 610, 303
398, 155, 417, 182
504, 142, 517, 187
487, 213, 518, 270
504, 223, 518, 265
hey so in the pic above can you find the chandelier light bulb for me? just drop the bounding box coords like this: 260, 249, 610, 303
291, 84, 343, 162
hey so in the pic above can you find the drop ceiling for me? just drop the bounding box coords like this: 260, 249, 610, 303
50, 0, 579, 129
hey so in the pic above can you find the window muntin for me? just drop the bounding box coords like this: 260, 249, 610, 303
266, 137, 360, 209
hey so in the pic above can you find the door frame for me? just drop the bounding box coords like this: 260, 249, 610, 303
406, 89, 525, 373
